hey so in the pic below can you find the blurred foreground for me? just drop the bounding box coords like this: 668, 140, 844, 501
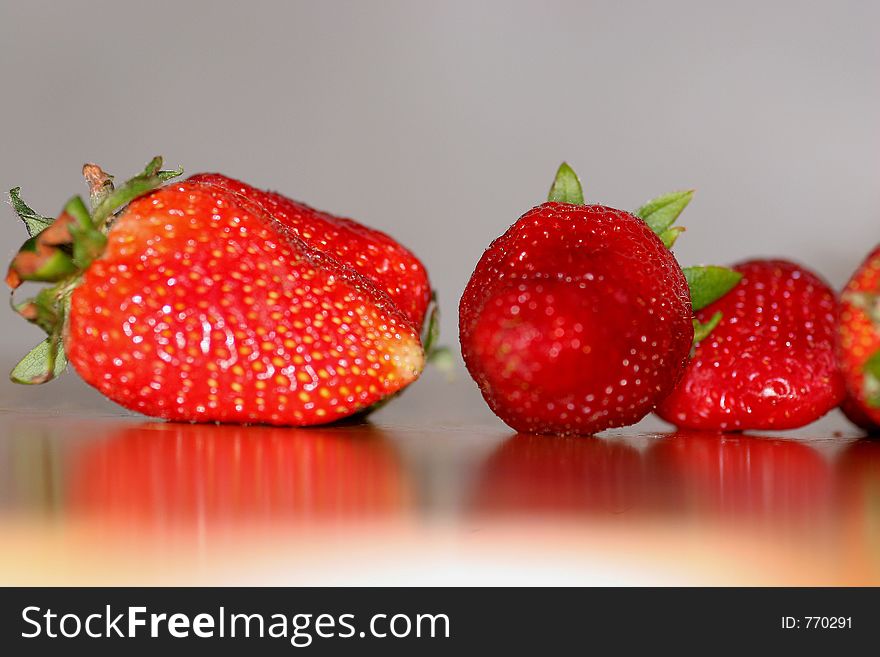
1, 372, 877, 585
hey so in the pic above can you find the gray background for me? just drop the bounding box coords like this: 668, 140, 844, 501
1, 0, 878, 387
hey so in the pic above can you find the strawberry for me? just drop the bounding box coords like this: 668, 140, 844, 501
838, 245, 880, 431
657, 259, 844, 431
187, 173, 432, 331
6, 158, 425, 425
459, 163, 740, 436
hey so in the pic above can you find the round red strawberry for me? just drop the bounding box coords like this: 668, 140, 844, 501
838, 245, 880, 431
657, 259, 844, 431
459, 164, 737, 436
6, 158, 425, 425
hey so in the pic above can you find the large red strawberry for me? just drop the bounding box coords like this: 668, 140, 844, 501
657, 259, 844, 431
187, 173, 431, 331
838, 245, 880, 431
459, 163, 740, 436
6, 158, 425, 425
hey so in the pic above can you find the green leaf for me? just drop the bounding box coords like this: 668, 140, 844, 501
69, 221, 107, 269
9, 245, 77, 284
635, 190, 694, 235
9, 187, 53, 237
683, 265, 742, 311
659, 226, 685, 249
13, 287, 64, 334
547, 162, 584, 205
143, 154, 184, 182
693, 312, 723, 346
863, 350, 880, 407
420, 291, 453, 379
63, 195, 93, 229
10, 338, 67, 384
63, 196, 104, 269
17, 234, 39, 254
142, 156, 162, 177
421, 292, 441, 356
91, 156, 183, 228
158, 166, 184, 182
865, 350, 880, 379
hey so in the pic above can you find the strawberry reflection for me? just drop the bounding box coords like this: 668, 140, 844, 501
646, 432, 833, 522
836, 438, 880, 502
67, 422, 412, 530
474, 434, 644, 515
835, 439, 880, 576
474, 431, 833, 522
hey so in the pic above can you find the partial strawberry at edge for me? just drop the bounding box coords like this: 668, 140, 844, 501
838, 244, 880, 432
188, 173, 432, 332
840, 396, 880, 432
656, 259, 844, 431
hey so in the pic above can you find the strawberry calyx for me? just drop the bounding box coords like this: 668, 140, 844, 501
547, 162, 585, 205
692, 311, 722, 348
547, 163, 742, 346
634, 189, 695, 247
683, 265, 743, 311
7, 157, 182, 384
420, 290, 455, 377
862, 350, 880, 408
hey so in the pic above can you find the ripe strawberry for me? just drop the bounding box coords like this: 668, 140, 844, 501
187, 173, 432, 330
6, 158, 424, 425
459, 163, 740, 436
657, 259, 844, 431
838, 245, 880, 431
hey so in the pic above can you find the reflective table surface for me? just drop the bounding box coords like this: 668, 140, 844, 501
1, 370, 878, 585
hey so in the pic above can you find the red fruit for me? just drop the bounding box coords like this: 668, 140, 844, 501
188, 173, 431, 330
7, 159, 424, 425
657, 259, 844, 431
838, 245, 880, 431
839, 396, 879, 432
460, 165, 697, 436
